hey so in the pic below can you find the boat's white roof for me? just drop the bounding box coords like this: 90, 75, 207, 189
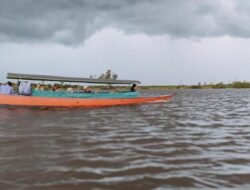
7, 73, 141, 85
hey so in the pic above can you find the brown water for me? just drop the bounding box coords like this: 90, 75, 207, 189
0, 89, 250, 190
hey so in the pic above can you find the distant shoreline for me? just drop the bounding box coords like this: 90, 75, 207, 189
140, 82, 250, 90
1, 81, 250, 90
140, 81, 250, 90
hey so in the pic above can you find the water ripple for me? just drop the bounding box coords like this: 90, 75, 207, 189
0, 89, 250, 189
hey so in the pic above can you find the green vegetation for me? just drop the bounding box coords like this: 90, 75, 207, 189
4, 81, 250, 91
88, 70, 250, 89
94, 69, 118, 80
139, 81, 250, 90
21, 81, 250, 90
230, 81, 250, 88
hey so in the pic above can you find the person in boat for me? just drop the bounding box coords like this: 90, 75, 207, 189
39, 85, 45, 91
130, 83, 137, 92
35, 83, 40, 90
35, 83, 44, 91
0, 81, 14, 95
52, 85, 60, 91
67, 87, 74, 93
18, 81, 32, 96
15, 81, 21, 94
83, 86, 92, 93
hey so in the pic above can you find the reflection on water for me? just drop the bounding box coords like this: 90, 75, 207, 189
0, 89, 250, 190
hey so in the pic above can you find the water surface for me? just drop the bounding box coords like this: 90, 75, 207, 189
0, 89, 250, 190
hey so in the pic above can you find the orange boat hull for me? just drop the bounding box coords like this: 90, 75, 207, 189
0, 94, 174, 108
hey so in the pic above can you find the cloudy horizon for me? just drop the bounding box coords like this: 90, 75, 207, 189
1, 0, 250, 85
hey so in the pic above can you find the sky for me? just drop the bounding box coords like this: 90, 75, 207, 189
1, 0, 250, 85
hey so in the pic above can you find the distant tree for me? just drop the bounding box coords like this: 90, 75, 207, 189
98, 70, 118, 80
105, 69, 112, 79
190, 85, 202, 89
213, 82, 226, 89
231, 81, 250, 88
112, 73, 118, 80
99, 73, 106, 79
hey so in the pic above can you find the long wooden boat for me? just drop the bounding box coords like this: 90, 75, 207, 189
0, 94, 174, 108
0, 73, 174, 108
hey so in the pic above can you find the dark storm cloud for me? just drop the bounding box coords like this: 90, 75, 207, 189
0, 0, 249, 44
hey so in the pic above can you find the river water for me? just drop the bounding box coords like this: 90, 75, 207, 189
0, 89, 250, 190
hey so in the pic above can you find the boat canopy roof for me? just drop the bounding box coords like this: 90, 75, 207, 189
7, 73, 141, 85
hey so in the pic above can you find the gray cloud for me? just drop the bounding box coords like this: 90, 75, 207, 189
0, 0, 250, 44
